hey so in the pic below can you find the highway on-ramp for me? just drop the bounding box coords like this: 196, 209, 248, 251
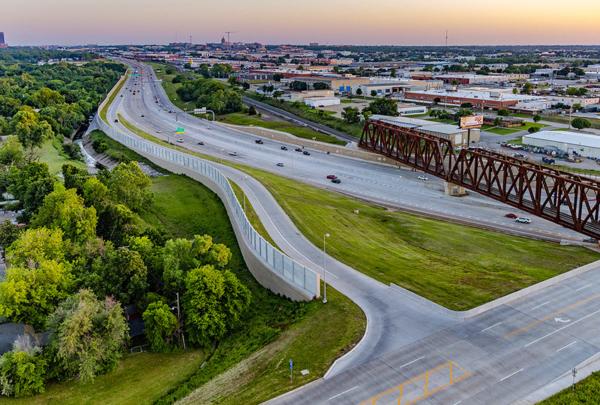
104, 60, 600, 404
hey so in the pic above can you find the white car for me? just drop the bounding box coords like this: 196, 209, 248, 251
515, 217, 531, 224
417, 175, 429, 181
176, 138, 184, 143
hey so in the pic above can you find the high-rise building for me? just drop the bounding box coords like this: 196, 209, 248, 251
0, 32, 7, 48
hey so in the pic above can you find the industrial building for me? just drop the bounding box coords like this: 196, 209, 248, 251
369, 115, 480, 146
404, 89, 522, 110
303, 96, 340, 108
523, 130, 600, 158
397, 103, 428, 116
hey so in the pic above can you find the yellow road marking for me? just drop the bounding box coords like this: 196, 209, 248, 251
504, 293, 600, 338
359, 361, 471, 405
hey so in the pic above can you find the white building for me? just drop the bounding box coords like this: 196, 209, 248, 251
397, 103, 427, 116
523, 130, 600, 158
303, 96, 341, 108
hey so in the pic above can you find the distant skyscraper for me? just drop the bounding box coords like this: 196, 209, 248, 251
0, 32, 7, 48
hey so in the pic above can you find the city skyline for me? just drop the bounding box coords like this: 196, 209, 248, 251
3, 0, 600, 46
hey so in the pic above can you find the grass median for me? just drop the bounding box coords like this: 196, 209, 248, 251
539, 372, 600, 404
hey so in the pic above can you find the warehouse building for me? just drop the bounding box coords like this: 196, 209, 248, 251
523, 130, 600, 158
404, 89, 521, 110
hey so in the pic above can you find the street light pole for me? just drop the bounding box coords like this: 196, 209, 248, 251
322, 233, 330, 304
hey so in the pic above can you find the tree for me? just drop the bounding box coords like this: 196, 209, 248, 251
242, 82, 250, 91
0, 260, 73, 329
572, 117, 591, 130
105, 162, 152, 212
0, 136, 24, 166
10, 108, 53, 151
61, 164, 89, 194
0, 221, 23, 256
289, 81, 308, 91
31, 184, 97, 244
143, 301, 178, 352
8, 162, 55, 220
528, 126, 540, 134
533, 114, 541, 123
355, 88, 363, 96
521, 82, 533, 95
46, 290, 128, 383
5, 227, 65, 268
313, 82, 330, 90
367, 98, 398, 116
342, 107, 360, 124
183, 266, 250, 347
370, 90, 377, 97
248, 105, 257, 116
28, 87, 65, 108
0, 347, 47, 397
497, 109, 510, 117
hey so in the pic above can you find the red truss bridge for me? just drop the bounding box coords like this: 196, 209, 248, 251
360, 118, 600, 239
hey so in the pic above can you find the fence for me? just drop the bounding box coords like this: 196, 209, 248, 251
94, 116, 320, 300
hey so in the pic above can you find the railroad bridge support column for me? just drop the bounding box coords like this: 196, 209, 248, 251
444, 182, 468, 197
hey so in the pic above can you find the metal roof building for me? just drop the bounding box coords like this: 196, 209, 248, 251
523, 130, 600, 158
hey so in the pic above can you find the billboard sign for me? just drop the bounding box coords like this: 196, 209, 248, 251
460, 115, 484, 129
194, 107, 207, 114
175, 127, 185, 134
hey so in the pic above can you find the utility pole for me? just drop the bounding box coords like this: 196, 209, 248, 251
322, 233, 330, 303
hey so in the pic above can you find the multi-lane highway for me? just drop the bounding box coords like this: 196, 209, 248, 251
103, 60, 600, 404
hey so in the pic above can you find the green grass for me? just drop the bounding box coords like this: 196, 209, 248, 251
100, 72, 127, 123
0, 351, 205, 405
229, 180, 280, 248
88, 130, 158, 168
539, 372, 600, 404
76, 124, 365, 405
37, 139, 86, 175
233, 166, 600, 311
219, 113, 346, 145
113, 113, 600, 311
484, 122, 546, 135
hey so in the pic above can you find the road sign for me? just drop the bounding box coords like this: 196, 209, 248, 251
460, 115, 484, 129
194, 107, 207, 114
175, 127, 185, 134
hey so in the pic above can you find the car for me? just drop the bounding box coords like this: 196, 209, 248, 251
294, 147, 302, 152
583, 237, 598, 244
417, 175, 428, 181
255, 139, 264, 144
281, 146, 288, 151
228, 152, 238, 157
197, 141, 204, 146
141, 114, 145, 118
331, 178, 341, 184
303, 151, 311, 156
276, 163, 284, 167
542, 157, 556, 164
169, 110, 173, 113
114, 119, 119, 123
512, 153, 525, 159
176, 138, 184, 143
515, 217, 531, 224
326, 175, 337, 180
505, 213, 518, 219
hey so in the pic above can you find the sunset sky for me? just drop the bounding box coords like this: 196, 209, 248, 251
3, 0, 600, 46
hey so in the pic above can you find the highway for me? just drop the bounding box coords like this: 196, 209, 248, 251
115, 60, 585, 243
104, 60, 600, 404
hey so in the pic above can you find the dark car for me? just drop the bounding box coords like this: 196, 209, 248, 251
197, 141, 204, 146
281, 146, 288, 151
505, 213, 518, 219
303, 151, 311, 156
326, 175, 337, 180
255, 139, 264, 144
294, 147, 302, 152
276, 163, 284, 167
141, 114, 145, 118
331, 178, 341, 184
114, 119, 119, 123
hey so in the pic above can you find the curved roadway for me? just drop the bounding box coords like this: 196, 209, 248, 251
104, 60, 600, 405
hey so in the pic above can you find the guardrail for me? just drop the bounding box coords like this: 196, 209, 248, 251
94, 116, 320, 300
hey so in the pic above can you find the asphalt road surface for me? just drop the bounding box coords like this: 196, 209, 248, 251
104, 60, 600, 404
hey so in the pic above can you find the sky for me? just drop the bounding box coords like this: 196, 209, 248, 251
2, 0, 600, 46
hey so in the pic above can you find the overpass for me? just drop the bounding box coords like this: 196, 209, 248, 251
360, 118, 600, 239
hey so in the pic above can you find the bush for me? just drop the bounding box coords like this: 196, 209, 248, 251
92, 138, 108, 153
0, 348, 47, 397
528, 126, 540, 133
61, 143, 83, 161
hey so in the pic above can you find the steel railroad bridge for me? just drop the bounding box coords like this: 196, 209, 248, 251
360, 119, 600, 239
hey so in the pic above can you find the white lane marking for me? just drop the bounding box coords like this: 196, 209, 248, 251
554, 317, 571, 324
481, 322, 502, 333
399, 356, 425, 369
328, 385, 358, 401
556, 341, 578, 353
531, 301, 551, 311
575, 284, 592, 292
525, 308, 600, 348
499, 368, 524, 382
453, 401, 462, 405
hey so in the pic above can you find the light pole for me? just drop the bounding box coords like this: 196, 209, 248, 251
322, 233, 330, 304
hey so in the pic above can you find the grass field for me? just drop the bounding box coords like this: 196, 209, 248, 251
235, 166, 600, 311
483, 122, 546, 135
219, 112, 346, 145
1, 351, 205, 405
539, 372, 600, 404
67, 130, 365, 405
37, 139, 86, 175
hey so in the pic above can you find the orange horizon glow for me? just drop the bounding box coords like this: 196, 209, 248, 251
3, 0, 600, 46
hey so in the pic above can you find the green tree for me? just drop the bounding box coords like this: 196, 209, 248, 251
143, 301, 178, 352
0, 136, 24, 166
313, 82, 330, 90
0, 260, 73, 329
183, 266, 251, 347
10, 108, 53, 151
521, 82, 533, 95
5, 227, 65, 268
355, 88, 363, 96
572, 117, 592, 130
106, 162, 152, 212
28, 87, 65, 108
46, 289, 128, 383
0, 221, 23, 255
0, 347, 47, 397
289, 81, 308, 91
533, 114, 541, 123
342, 107, 360, 124
61, 164, 89, 194
8, 162, 55, 219
31, 184, 97, 244
367, 98, 398, 116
